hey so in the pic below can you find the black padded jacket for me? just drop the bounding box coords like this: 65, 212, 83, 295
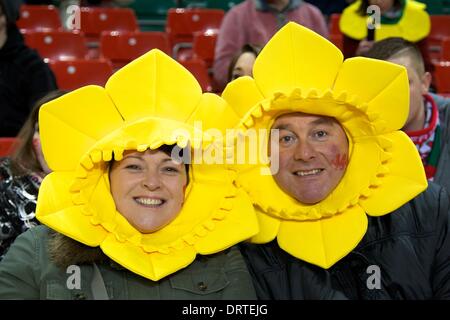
240, 182, 450, 299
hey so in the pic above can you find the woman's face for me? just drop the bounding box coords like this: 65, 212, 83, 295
368, 0, 395, 13
231, 52, 257, 80
109, 148, 187, 234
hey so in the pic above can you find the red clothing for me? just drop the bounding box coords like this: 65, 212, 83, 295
213, 0, 328, 91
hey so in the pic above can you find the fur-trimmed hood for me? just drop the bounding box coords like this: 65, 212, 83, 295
48, 230, 109, 269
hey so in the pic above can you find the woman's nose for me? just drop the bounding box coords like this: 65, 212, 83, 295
141, 172, 161, 190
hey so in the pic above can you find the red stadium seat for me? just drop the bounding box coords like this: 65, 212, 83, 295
328, 14, 343, 50
180, 58, 212, 92
100, 31, 170, 70
49, 59, 113, 91
428, 15, 450, 58
80, 7, 139, 42
0, 137, 18, 157
23, 31, 88, 62
193, 30, 218, 68
166, 8, 224, 50
433, 61, 450, 94
441, 37, 450, 61
17, 5, 63, 32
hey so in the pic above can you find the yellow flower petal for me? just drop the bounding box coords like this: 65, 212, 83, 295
195, 189, 258, 254
105, 50, 203, 124
101, 234, 197, 281
249, 208, 281, 244
333, 57, 409, 134
277, 205, 368, 269
253, 22, 343, 99
222, 76, 265, 120
360, 131, 427, 216
39, 86, 123, 171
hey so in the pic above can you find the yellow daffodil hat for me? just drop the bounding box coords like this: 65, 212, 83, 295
221, 22, 427, 269
36, 49, 258, 281
339, 0, 430, 42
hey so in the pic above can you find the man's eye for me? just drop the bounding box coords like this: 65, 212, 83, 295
315, 130, 328, 138
280, 135, 294, 143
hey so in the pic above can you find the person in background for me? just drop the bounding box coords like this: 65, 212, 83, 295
364, 37, 450, 189
0, 50, 259, 299
339, 0, 431, 71
227, 44, 262, 83
0, 0, 58, 137
213, 0, 328, 92
305, 0, 353, 20
222, 22, 450, 299
0, 90, 66, 261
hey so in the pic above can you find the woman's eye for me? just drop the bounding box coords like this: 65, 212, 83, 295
163, 166, 179, 173
125, 164, 141, 170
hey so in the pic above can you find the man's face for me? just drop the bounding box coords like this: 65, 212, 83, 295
271, 113, 349, 204
387, 55, 431, 131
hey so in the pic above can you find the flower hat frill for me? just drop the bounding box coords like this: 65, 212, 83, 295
36, 50, 258, 281
221, 22, 427, 269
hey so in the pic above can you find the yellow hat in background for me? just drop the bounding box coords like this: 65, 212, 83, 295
339, 0, 430, 42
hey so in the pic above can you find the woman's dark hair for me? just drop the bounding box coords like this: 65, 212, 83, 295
158, 144, 190, 182
110, 144, 191, 184
10, 90, 68, 176
227, 43, 262, 83
357, 0, 403, 16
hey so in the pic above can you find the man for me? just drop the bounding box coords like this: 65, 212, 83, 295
364, 38, 450, 190
0, 0, 57, 137
222, 22, 450, 299
213, 0, 328, 91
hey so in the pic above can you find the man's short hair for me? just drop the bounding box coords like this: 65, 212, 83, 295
363, 37, 425, 75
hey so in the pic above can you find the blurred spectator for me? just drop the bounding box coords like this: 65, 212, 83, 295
213, 0, 328, 91
227, 43, 261, 82
0, 90, 66, 261
0, 0, 58, 137
339, 0, 431, 69
305, 0, 353, 19
364, 37, 450, 188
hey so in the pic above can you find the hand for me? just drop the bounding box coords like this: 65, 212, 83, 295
356, 39, 375, 56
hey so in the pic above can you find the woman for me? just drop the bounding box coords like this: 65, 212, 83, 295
339, 0, 431, 69
0, 50, 259, 299
227, 44, 262, 83
0, 90, 66, 261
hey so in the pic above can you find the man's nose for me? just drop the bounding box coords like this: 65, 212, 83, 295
293, 140, 316, 161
